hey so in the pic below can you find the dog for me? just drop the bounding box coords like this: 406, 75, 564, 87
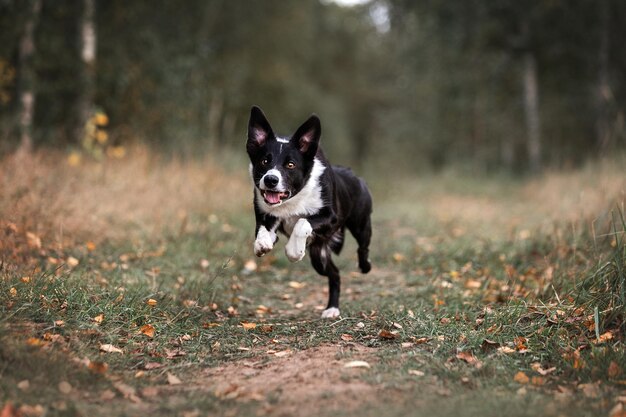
246, 106, 372, 318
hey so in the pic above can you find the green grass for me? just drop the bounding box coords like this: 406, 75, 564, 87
1, 173, 625, 416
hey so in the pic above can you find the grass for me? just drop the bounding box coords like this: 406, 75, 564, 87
0, 149, 625, 416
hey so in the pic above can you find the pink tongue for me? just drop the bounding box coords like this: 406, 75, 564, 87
265, 191, 282, 204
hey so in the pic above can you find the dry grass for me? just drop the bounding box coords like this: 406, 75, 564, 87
0, 147, 249, 252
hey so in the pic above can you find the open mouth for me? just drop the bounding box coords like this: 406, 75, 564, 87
262, 190, 290, 205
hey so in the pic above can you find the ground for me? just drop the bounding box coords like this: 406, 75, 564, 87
1, 150, 625, 417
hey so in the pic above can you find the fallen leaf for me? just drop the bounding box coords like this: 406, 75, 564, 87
392, 322, 403, 329
514, 336, 527, 351
9, 287, 17, 298
274, 350, 291, 358
531, 376, 546, 386
609, 361, 622, 378
140, 324, 155, 338
88, 361, 109, 374
26, 232, 41, 249
344, 360, 371, 369
26, 337, 45, 347
243, 260, 257, 272
86, 241, 97, 252
392, 253, 405, 262
165, 348, 186, 359
199, 259, 210, 270
408, 369, 425, 376
497, 346, 516, 354
464, 279, 482, 289
378, 329, 399, 340
412, 336, 430, 345
514, 371, 530, 384
144, 362, 163, 370
481, 339, 500, 352
17, 404, 44, 417
99, 344, 123, 354
401, 342, 414, 348
17, 380, 30, 391
66, 257, 79, 268
341, 334, 354, 342
146, 299, 157, 307
241, 322, 256, 331
58, 381, 72, 394
167, 373, 182, 385
530, 362, 556, 376
20, 276, 31, 283
93, 314, 104, 324
595, 331, 614, 344
456, 351, 482, 368
288, 281, 307, 289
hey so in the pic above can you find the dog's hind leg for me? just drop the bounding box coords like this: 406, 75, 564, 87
348, 216, 372, 274
310, 244, 341, 319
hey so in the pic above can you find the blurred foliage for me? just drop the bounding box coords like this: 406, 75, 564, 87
0, 0, 625, 172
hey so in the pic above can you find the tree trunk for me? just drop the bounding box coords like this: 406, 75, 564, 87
74, 0, 96, 144
17, 0, 42, 154
596, 0, 611, 153
522, 50, 541, 174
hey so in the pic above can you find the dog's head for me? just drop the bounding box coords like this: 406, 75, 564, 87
247, 106, 321, 207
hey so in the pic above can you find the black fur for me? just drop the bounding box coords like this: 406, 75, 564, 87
247, 106, 372, 314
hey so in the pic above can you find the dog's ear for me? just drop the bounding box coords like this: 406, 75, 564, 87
292, 115, 321, 156
248, 106, 273, 149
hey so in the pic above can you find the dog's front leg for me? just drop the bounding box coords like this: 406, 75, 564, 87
285, 218, 312, 262
254, 214, 279, 257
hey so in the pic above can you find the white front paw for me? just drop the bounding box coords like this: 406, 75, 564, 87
254, 226, 275, 257
321, 307, 341, 319
285, 219, 312, 262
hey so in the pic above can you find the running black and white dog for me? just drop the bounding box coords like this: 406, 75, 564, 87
247, 106, 372, 319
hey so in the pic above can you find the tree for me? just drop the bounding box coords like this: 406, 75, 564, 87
17, 0, 41, 154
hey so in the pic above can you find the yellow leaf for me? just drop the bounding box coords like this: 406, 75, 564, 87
140, 324, 155, 338
241, 322, 256, 331
93, 314, 104, 324
86, 241, 97, 252
20, 276, 31, 283
146, 298, 157, 307
67, 152, 82, 167
514, 371, 530, 384
66, 256, 79, 268
392, 253, 405, 262
94, 112, 109, 126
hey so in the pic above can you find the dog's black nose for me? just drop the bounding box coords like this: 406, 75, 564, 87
264, 174, 279, 188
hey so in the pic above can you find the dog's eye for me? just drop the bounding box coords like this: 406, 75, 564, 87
286, 161, 296, 170
261, 157, 270, 166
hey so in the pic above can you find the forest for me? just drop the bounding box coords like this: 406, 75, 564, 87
1, 2, 626, 417
1, 0, 624, 172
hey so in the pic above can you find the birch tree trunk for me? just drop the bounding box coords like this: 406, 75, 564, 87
17, 0, 42, 154
596, 0, 611, 153
75, 0, 96, 144
522, 50, 541, 174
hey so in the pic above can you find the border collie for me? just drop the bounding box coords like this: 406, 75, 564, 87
246, 106, 372, 318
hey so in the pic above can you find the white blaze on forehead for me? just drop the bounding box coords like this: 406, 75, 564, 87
276, 136, 290, 144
